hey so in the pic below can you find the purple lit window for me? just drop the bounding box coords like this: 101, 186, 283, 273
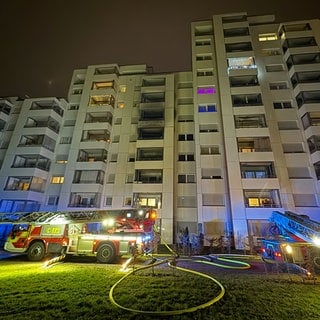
197, 87, 216, 95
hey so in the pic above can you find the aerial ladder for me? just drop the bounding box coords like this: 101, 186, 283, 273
270, 211, 320, 244
262, 211, 320, 279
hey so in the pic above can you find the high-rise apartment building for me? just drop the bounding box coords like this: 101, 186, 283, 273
0, 12, 320, 248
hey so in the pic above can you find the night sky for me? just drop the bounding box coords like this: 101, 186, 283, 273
0, 0, 319, 99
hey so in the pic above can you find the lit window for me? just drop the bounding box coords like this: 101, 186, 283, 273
117, 102, 125, 109
227, 57, 256, 71
92, 81, 115, 90
56, 160, 68, 164
248, 198, 260, 206
51, 176, 64, 184
89, 95, 115, 107
119, 85, 126, 93
259, 33, 277, 41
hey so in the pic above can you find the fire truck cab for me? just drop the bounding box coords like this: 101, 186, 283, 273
3, 209, 157, 263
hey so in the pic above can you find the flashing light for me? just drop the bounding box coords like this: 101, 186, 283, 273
138, 210, 144, 216
51, 217, 68, 224
313, 237, 320, 247
102, 218, 114, 227
285, 245, 293, 254
150, 210, 157, 220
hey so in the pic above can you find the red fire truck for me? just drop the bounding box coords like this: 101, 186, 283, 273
261, 211, 320, 275
3, 209, 157, 263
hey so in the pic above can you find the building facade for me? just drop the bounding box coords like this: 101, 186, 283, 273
0, 12, 320, 248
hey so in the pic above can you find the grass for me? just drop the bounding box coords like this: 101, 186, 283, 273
0, 256, 319, 320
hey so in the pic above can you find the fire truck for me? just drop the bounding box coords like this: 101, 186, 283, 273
2, 209, 157, 263
261, 211, 320, 274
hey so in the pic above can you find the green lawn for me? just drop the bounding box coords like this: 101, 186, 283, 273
0, 257, 319, 320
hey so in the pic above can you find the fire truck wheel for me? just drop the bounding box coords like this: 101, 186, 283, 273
27, 241, 45, 261
96, 243, 115, 264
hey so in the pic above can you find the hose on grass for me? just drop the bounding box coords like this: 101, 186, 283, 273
192, 255, 251, 270
109, 228, 253, 316
109, 257, 226, 317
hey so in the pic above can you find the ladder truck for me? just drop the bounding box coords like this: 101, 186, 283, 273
1, 209, 157, 263
261, 211, 320, 275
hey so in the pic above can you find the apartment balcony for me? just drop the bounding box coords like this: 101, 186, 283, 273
232, 93, 263, 107
281, 22, 312, 33
138, 127, 164, 140
282, 36, 317, 54
223, 27, 250, 38
0, 199, 40, 213
138, 108, 165, 128
234, 114, 266, 129
68, 192, 101, 208
238, 151, 274, 162
72, 170, 104, 185
88, 94, 115, 108
70, 184, 103, 193
243, 189, 281, 208
136, 147, 163, 161
230, 86, 261, 96
286, 52, 320, 71
80, 140, 110, 150
140, 92, 165, 104
24, 116, 60, 134
242, 178, 279, 189
11, 155, 51, 171
21, 127, 59, 142
83, 122, 112, 132
134, 169, 163, 184
90, 80, 117, 93
81, 130, 110, 143
240, 162, 276, 178
138, 119, 165, 128
77, 149, 107, 162
141, 85, 165, 94
4, 176, 46, 193
142, 77, 165, 87
291, 69, 320, 91
297, 91, 320, 108
224, 35, 251, 45
30, 100, 64, 117
85, 111, 113, 125
229, 75, 259, 88
132, 183, 163, 193
139, 106, 165, 120
225, 42, 252, 53
18, 134, 56, 152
